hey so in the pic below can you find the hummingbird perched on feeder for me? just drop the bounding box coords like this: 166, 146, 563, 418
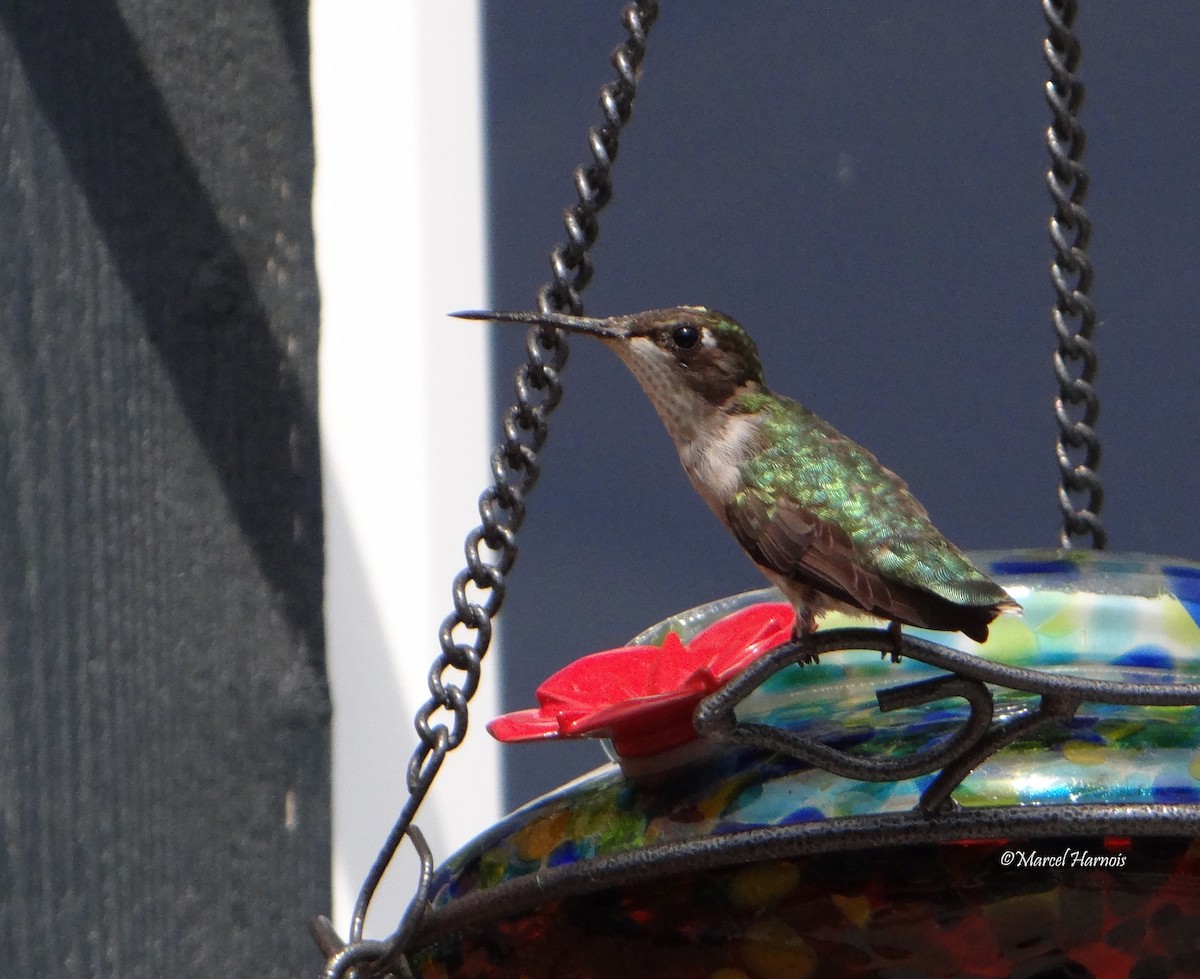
453, 306, 1019, 643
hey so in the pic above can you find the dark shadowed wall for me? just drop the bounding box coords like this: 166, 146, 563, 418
0, 3, 328, 975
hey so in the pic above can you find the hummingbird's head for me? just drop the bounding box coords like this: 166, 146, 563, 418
452, 306, 765, 443
602, 306, 766, 402
452, 305, 764, 397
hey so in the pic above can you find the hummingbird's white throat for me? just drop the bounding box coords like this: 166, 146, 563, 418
608, 337, 722, 446
606, 335, 762, 515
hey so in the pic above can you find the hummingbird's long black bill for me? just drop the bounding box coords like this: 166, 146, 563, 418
450, 309, 627, 339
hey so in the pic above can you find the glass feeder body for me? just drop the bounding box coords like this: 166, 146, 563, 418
410, 551, 1200, 978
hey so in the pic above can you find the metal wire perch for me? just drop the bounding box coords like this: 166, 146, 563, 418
694, 628, 1200, 816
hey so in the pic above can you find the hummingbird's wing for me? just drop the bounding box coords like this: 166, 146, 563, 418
719, 395, 1018, 639
726, 491, 916, 620
725, 490, 1013, 639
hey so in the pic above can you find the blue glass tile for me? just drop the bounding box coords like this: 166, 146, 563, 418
1112, 645, 1175, 672
989, 558, 1080, 577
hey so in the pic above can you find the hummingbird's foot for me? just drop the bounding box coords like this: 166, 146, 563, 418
885, 621, 904, 663
792, 612, 819, 664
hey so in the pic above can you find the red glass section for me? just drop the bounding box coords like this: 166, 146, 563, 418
411, 834, 1200, 978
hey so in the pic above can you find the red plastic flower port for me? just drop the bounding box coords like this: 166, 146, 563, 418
487, 602, 795, 758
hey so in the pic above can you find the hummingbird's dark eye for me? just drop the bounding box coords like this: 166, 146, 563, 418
671, 324, 701, 350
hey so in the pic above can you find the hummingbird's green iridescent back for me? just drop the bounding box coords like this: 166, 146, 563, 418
727, 390, 1014, 638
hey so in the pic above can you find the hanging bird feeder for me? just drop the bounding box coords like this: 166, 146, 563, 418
315, 3, 1200, 978
406, 554, 1200, 978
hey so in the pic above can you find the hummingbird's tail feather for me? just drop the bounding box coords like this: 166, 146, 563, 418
926, 576, 1022, 612
886, 577, 1019, 644
874, 579, 1013, 644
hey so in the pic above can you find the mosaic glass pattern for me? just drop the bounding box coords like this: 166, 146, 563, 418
421, 550, 1200, 960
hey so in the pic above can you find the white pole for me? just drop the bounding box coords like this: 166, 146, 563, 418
311, 0, 499, 936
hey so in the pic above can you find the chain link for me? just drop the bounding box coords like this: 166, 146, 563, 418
1043, 0, 1105, 549
316, 4, 659, 977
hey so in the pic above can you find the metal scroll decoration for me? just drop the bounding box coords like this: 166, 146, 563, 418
313, 4, 660, 978
694, 626, 1200, 816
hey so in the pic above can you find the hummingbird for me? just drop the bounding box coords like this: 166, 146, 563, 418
453, 306, 1019, 643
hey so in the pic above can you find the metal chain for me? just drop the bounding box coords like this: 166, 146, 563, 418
315, 4, 659, 977
1043, 0, 1105, 549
